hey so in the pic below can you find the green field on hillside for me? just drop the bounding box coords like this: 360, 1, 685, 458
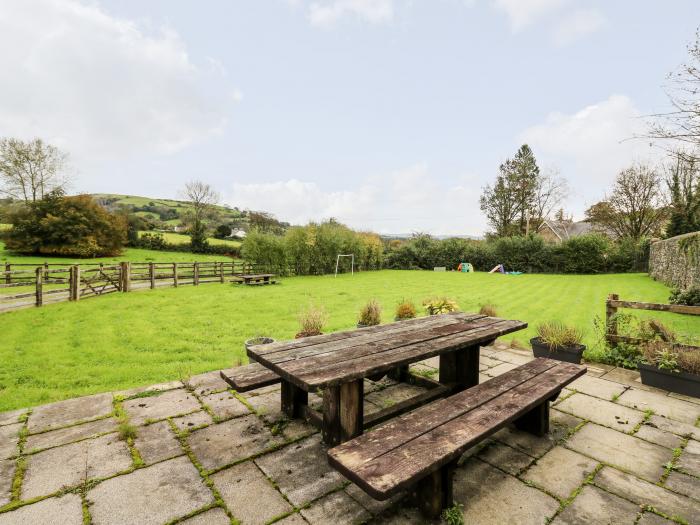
138, 231, 241, 248
1, 270, 696, 412
0, 240, 231, 265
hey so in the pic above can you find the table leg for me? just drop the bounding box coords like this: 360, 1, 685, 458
439, 345, 480, 391
281, 380, 308, 418
322, 380, 364, 445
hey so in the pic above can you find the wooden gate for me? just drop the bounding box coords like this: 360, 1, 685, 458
75, 265, 122, 300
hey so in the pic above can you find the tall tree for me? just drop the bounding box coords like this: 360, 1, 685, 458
181, 181, 219, 252
586, 163, 667, 239
512, 144, 540, 234
480, 159, 520, 237
531, 168, 569, 231
0, 138, 69, 203
648, 30, 700, 158
665, 151, 700, 237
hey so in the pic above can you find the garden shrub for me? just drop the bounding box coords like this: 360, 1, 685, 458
479, 304, 498, 317
561, 234, 610, 274
423, 297, 459, 315
395, 299, 417, 320
297, 305, 327, 338
669, 286, 700, 306
358, 299, 381, 326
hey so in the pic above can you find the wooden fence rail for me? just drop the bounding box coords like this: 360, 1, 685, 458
605, 293, 700, 346
0, 260, 280, 312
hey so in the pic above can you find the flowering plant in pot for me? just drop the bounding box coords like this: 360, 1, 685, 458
531, 321, 585, 364
296, 305, 327, 339
358, 299, 381, 328
423, 297, 459, 316
639, 340, 700, 398
395, 299, 417, 321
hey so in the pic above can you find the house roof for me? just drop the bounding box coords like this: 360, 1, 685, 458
538, 220, 594, 241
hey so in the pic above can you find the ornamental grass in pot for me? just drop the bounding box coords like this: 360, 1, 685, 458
395, 299, 417, 321
531, 321, 585, 364
639, 340, 700, 398
296, 305, 328, 339
357, 299, 382, 328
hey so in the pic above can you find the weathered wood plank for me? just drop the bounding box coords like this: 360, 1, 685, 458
281, 380, 308, 418
339, 380, 363, 442
608, 299, 700, 316
323, 386, 341, 446
328, 361, 585, 499
219, 363, 281, 392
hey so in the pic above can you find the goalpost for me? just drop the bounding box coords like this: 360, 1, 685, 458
334, 254, 355, 278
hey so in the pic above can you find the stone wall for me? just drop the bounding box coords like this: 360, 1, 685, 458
649, 231, 700, 290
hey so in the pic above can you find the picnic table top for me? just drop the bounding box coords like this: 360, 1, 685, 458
248, 312, 527, 390
240, 273, 275, 279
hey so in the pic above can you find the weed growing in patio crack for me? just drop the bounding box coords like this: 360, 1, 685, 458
113, 398, 143, 467
660, 440, 688, 483
124, 389, 166, 401
611, 392, 620, 402
411, 367, 439, 379
441, 503, 464, 525
629, 409, 654, 435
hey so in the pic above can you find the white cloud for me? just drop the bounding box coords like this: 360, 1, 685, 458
492, 0, 566, 31
519, 95, 661, 215
0, 0, 233, 162
553, 8, 606, 46
228, 164, 486, 236
308, 0, 394, 28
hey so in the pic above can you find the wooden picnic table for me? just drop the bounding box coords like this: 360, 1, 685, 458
239, 273, 276, 285
247, 312, 527, 445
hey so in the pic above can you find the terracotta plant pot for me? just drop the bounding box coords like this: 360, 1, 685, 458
531, 337, 585, 365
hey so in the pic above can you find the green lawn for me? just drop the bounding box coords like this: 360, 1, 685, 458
138, 231, 241, 248
0, 240, 232, 265
1, 270, 697, 412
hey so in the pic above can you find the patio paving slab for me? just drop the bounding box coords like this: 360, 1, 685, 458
172, 410, 213, 431
255, 436, 346, 507
22, 433, 132, 499
0, 409, 26, 428
646, 415, 700, 440
477, 441, 533, 475
594, 466, 700, 524
123, 389, 201, 425
345, 483, 404, 515
88, 456, 213, 525
0, 494, 82, 525
276, 514, 309, 524
188, 414, 283, 471
550, 484, 640, 525
187, 370, 231, 396
24, 417, 116, 453
633, 424, 683, 449
665, 471, 700, 500
211, 460, 292, 525
522, 446, 598, 499
200, 390, 250, 420
454, 458, 559, 525
245, 391, 284, 423
28, 392, 113, 433
365, 383, 427, 408
180, 507, 231, 525
617, 388, 700, 425
300, 489, 371, 525
115, 380, 183, 399
566, 423, 671, 482
0, 424, 21, 460
556, 393, 644, 432
637, 513, 674, 525
678, 438, 700, 477
134, 420, 183, 465
0, 460, 14, 508
565, 374, 627, 400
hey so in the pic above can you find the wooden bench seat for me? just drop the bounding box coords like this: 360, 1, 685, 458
327, 358, 585, 518
219, 362, 281, 392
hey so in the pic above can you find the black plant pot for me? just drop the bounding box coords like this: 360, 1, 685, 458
638, 363, 700, 398
531, 337, 585, 365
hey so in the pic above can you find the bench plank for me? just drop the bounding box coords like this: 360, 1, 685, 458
219, 363, 280, 392
328, 359, 584, 499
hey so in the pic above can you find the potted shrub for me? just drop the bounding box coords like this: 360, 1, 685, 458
639, 341, 700, 398
358, 299, 381, 328
395, 299, 417, 321
531, 321, 585, 364
244, 336, 275, 352
479, 304, 498, 317
423, 297, 459, 316
296, 305, 328, 339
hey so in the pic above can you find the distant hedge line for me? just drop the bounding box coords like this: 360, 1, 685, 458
383, 234, 650, 274
135, 233, 241, 257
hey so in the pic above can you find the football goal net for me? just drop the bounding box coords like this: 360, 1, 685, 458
334, 254, 355, 277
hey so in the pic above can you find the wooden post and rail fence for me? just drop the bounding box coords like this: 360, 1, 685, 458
605, 293, 700, 346
1, 260, 278, 311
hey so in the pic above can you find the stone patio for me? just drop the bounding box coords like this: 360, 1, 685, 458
1, 344, 699, 524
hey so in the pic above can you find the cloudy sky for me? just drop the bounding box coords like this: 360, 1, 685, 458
1, 1, 698, 235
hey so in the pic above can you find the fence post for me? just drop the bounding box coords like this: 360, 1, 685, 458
69, 265, 81, 301
149, 262, 155, 289
4, 263, 9, 285
173, 263, 178, 288
43, 262, 49, 281
120, 262, 131, 292
606, 293, 619, 346
194, 262, 199, 285
35, 267, 43, 307
220, 262, 225, 283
